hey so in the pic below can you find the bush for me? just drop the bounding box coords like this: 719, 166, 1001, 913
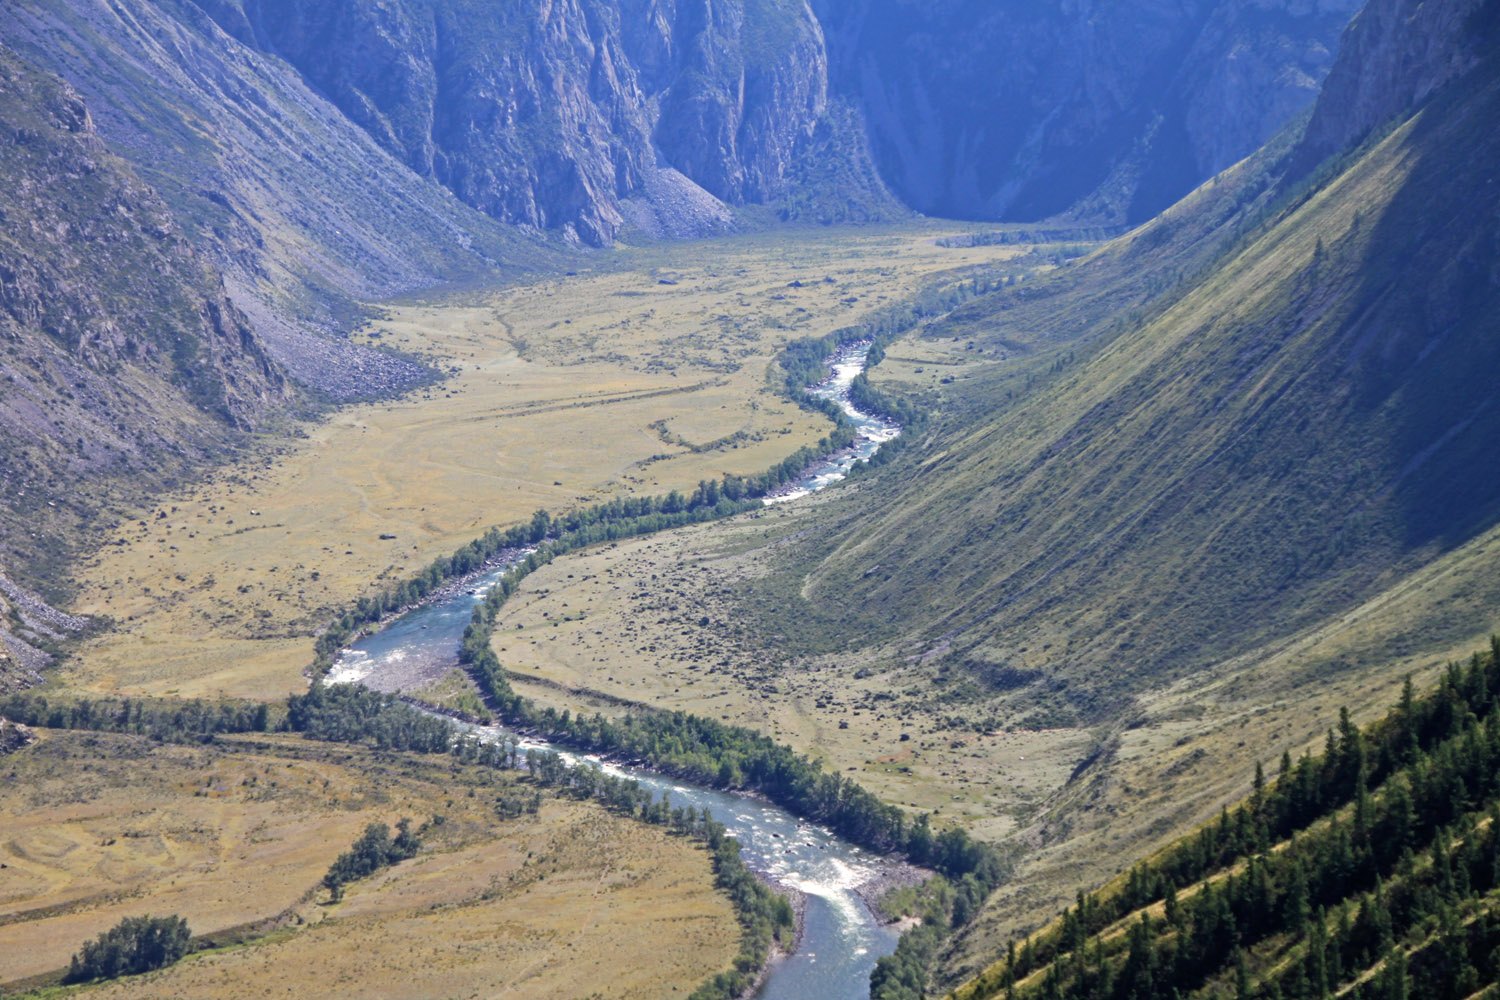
323, 819, 423, 901
65, 914, 191, 983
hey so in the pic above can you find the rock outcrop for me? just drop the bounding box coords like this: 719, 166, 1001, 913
0, 718, 37, 753
192, 0, 872, 245
5, 0, 1366, 248
1293, 0, 1497, 171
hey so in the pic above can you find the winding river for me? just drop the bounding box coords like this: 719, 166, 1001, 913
329, 342, 903, 999
765, 341, 901, 505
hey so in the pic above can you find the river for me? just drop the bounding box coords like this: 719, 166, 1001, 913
329, 341, 904, 999
764, 341, 901, 505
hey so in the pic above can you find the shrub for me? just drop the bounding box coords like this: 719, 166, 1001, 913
65, 914, 191, 983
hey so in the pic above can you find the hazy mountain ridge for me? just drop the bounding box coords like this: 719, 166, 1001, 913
0, 0, 1370, 259
814, 0, 1362, 225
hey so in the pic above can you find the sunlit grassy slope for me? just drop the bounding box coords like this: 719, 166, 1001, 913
797, 59, 1500, 729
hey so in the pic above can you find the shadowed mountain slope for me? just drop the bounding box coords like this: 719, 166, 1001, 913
0, 47, 286, 609
814, 0, 1363, 226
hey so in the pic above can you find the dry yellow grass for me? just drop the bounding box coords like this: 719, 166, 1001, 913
0, 731, 736, 996
59, 228, 1017, 702
72, 798, 734, 1000
0, 731, 408, 984
489, 488, 1089, 844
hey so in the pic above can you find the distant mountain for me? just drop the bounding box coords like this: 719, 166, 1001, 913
2, 0, 1369, 260
814, 0, 1363, 225
198, 0, 1369, 232
0, 46, 286, 598
187, 0, 901, 242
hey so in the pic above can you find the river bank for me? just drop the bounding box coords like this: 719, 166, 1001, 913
333, 340, 913, 998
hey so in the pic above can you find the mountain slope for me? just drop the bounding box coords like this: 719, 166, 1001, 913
791, 7, 1500, 729
3, 0, 561, 397
1294, 0, 1494, 170
188, 0, 901, 243
0, 46, 286, 603
814, 0, 1362, 225
953, 639, 1500, 1000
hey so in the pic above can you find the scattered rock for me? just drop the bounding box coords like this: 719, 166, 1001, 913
0, 718, 36, 754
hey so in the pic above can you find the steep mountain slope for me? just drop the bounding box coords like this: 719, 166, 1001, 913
790, 0, 1500, 730
953, 641, 1500, 1000
188, 0, 900, 243
5, 0, 1360, 253
685, 0, 1500, 985
3, 0, 560, 397
814, 0, 1362, 225
0, 47, 286, 603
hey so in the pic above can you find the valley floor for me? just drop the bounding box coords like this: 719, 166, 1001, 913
2, 224, 1019, 998
0, 732, 736, 998
16, 213, 1496, 996
56, 227, 1018, 702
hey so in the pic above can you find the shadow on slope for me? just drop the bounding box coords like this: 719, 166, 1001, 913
754, 49, 1500, 731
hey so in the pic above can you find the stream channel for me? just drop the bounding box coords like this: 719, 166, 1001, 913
328, 341, 904, 998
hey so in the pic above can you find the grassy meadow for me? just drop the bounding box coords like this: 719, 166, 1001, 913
489, 489, 1091, 844
0, 224, 1021, 998
0, 732, 735, 998
56, 228, 1019, 702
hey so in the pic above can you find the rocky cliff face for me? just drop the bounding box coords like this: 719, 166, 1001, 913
0, 47, 287, 593
195, 0, 863, 245
1293, 0, 1497, 171
5, 0, 1363, 250
814, 0, 1362, 225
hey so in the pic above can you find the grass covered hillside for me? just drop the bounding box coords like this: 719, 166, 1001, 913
952, 638, 1500, 1000
796, 27, 1500, 731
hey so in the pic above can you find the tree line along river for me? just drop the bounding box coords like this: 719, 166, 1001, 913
330, 342, 906, 999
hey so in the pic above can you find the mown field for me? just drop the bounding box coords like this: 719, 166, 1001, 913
0, 731, 736, 998
56, 228, 1018, 703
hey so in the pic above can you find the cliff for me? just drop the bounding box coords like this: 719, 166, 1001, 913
1293, 0, 1498, 170
192, 0, 894, 244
